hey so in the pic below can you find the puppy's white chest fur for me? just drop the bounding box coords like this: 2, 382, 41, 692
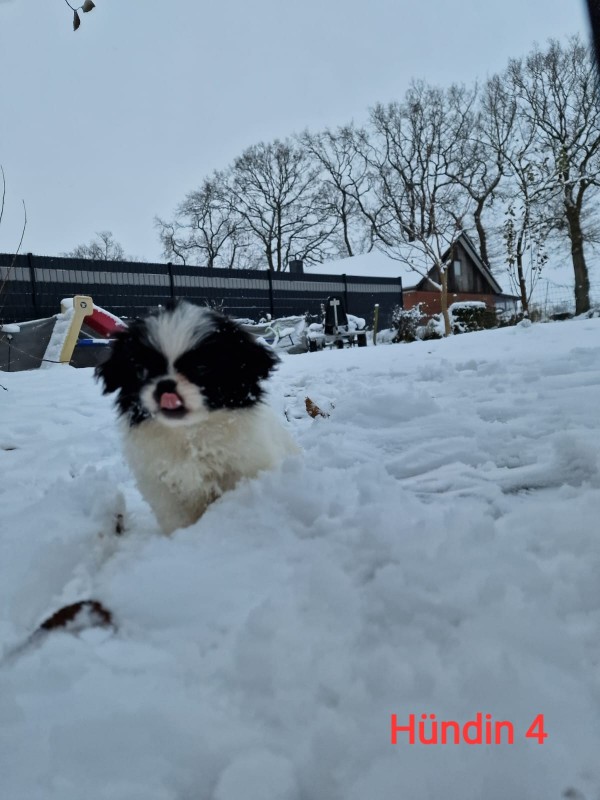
122, 404, 298, 534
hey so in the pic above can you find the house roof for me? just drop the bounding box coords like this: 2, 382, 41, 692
309, 233, 505, 295
306, 247, 426, 286
455, 232, 504, 295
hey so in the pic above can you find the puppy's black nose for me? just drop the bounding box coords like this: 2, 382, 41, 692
155, 379, 177, 398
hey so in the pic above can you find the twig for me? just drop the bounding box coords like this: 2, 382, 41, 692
0, 197, 27, 310
63, 1, 95, 17
0, 166, 6, 230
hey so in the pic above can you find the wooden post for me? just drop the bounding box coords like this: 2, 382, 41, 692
59, 295, 94, 364
441, 268, 451, 336
372, 303, 380, 345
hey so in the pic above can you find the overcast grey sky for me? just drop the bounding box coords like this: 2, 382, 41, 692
0, 0, 592, 262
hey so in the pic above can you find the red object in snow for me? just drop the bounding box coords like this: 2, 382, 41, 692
85, 305, 128, 338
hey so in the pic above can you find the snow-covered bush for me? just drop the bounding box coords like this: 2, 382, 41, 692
418, 302, 500, 339
391, 304, 425, 342
449, 302, 498, 334
495, 307, 522, 328
391, 301, 501, 342
581, 307, 600, 319
374, 327, 397, 344
420, 316, 444, 340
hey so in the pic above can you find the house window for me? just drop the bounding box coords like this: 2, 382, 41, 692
453, 259, 462, 277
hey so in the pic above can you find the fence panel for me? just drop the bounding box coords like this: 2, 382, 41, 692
171, 265, 272, 319
0, 253, 403, 327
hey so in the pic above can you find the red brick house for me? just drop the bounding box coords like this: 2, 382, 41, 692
312, 232, 519, 317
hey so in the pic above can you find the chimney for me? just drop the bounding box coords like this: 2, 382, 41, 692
288, 258, 304, 274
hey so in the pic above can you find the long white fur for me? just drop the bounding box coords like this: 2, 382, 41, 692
123, 403, 299, 534
145, 302, 213, 369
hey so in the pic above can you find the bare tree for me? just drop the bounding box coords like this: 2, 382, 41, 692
299, 125, 375, 257
443, 79, 514, 269
157, 172, 244, 268
63, 231, 131, 261
508, 36, 600, 314
497, 95, 554, 315
230, 138, 337, 271
366, 83, 471, 334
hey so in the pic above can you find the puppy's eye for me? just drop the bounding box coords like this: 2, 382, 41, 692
135, 347, 167, 379
174, 350, 206, 376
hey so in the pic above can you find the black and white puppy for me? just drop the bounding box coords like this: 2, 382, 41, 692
96, 301, 299, 534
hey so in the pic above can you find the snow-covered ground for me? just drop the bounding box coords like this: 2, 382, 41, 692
1, 319, 600, 800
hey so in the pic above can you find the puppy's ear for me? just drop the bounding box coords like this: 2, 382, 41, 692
221, 318, 279, 374
236, 326, 280, 381
95, 331, 134, 395
179, 316, 280, 409
95, 325, 159, 425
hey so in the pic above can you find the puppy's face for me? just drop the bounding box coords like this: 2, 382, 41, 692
95, 302, 279, 427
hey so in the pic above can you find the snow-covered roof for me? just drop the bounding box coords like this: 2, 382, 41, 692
309, 233, 506, 295
306, 248, 427, 287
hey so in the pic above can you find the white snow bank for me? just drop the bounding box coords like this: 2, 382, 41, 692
40, 306, 75, 367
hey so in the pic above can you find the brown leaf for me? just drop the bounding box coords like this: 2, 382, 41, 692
38, 600, 114, 633
73, 10, 81, 30
82, 0, 96, 12
305, 396, 330, 419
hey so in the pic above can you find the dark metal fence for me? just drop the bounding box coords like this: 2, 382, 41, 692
0, 253, 403, 325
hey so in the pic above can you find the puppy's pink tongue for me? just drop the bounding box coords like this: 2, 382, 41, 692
160, 392, 183, 410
